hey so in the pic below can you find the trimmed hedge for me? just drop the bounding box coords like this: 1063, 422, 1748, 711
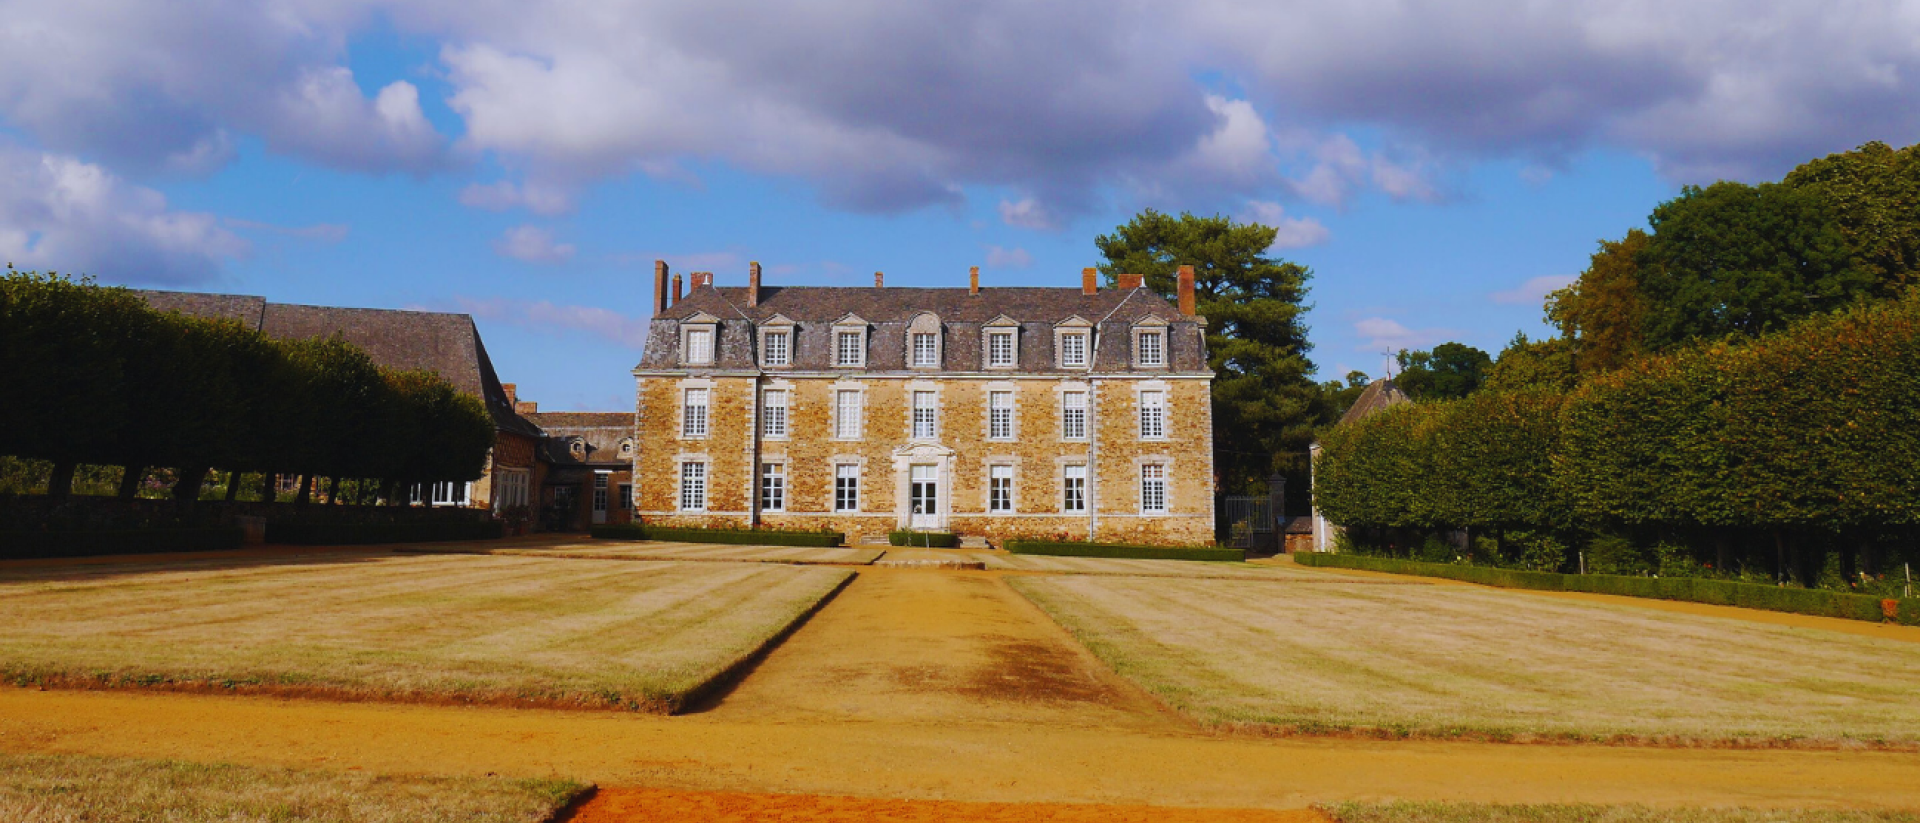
589, 524, 844, 548
0, 527, 244, 559
266, 520, 502, 545
1294, 552, 1919, 625
1006, 540, 1244, 562
888, 530, 958, 547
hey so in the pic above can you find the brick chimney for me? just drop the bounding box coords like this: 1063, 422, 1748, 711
514, 400, 538, 415
671, 273, 683, 306
969, 266, 980, 296
1082, 267, 1098, 295
1177, 264, 1196, 316
748, 261, 762, 307
502, 383, 517, 406
874, 271, 884, 288
653, 260, 669, 315
691, 272, 712, 290
1117, 273, 1143, 289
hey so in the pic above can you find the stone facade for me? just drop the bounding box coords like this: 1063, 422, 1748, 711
632, 264, 1216, 546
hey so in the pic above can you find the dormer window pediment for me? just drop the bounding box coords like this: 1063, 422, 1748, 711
1054, 314, 1093, 329
683, 311, 722, 324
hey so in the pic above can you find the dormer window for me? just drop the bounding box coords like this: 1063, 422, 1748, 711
1054, 316, 1093, 370
913, 333, 939, 366
569, 437, 587, 458
618, 438, 634, 459
833, 314, 869, 367
1133, 322, 1168, 368
983, 315, 1019, 370
681, 312, 720, 367
762, 329, 790, 366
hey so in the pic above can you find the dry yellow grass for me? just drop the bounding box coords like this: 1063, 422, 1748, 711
0, 553, 849, 711
0, 751, 585, 823
1009, 576, 1920, 745
1322, 803, 1920, 823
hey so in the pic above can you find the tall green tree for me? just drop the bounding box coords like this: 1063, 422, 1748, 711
1393, 342, 1491, 400
1095, 209, 1317, 495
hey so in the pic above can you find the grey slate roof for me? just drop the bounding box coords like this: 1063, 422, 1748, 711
132, 289, 542, 438
526, 412, 632, 469
1337, 379, 1412, 427
639, 283, 1209, 374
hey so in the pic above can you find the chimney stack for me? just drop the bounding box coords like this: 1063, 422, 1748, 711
1082, 267, 1098, 296
1177, 265, 1196, 316
653, 261, 669, 315
969, 266, 980, 296
1117, 273, 1143, 289
748, 261, 762, 307
691, 272, 712, 290
671, 273, 683, 306
874, 271, 884, 288
514, 400, 538, 415
502, 383, 517, 406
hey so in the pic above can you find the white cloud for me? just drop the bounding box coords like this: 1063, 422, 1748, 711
492, 225, 575, 265
984, 245, 1032, 268
1492, 274, 1577, 305
455, 296, 648, 348
998, 197, 1058, 231
1354, 316, 1451, 355
458, 180, 575, 216
1243, 201, 1331, 250
0, 145, 247, 284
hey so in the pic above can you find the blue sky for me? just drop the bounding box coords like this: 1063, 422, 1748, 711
3, 2, 1912, 409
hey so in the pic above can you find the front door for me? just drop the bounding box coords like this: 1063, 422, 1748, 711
591, 472, 609, 525
909, 464, 940, 529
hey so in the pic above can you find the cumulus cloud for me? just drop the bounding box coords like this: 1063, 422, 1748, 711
1492, 274, 1577, 305
455, 296, 649, 348
0, 145, 246, 284
1243, 201, 1330, 250
984, 245, 1032, 269
492, 225, 574, 264
997, 197, 1058, 231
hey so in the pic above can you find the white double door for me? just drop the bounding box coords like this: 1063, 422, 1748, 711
908, 464, 940, 529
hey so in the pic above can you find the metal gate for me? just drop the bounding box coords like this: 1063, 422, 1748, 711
1222, 496, 1275, 552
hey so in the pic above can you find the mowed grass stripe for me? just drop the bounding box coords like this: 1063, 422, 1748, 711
0, 554, 850, 711
1009, 575, 1920, 745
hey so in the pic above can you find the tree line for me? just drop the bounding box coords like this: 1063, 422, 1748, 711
0, 271, 495, 507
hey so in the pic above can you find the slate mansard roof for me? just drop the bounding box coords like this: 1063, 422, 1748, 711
525, 412, 633, 468
638, 283, 1211, 374
132, 289, 542, 438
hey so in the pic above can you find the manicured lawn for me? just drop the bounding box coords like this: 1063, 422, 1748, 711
1009, 576, 1920, 745
435, 541, 885, 565
1324, 803, 1920, 823
0, 751, 585, 823
0, 553, 849, 712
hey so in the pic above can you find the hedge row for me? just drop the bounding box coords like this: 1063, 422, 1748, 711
1006, 540, 1244, 562
265, 521, 503, 545
1294, 552, 1918, 625
589, 524, 845, 547
0, 528, 244, 559
889, 531, 958, 547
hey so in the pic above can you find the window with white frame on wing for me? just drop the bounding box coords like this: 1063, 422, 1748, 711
835, 330, 865, 366
494, 471, 529, 510
682, 387, 710, 438
912, 332, 940, 367
987, 329, 1016, 368
412, 481, 470, 507
988, 390, 1014, 439
1062, 464, 1086, 512
1140, 463, 1167, 514
760, 463, 786, 512
1135, 329, 1165, 367
989, 465, 1014, 513
1138, 389, 1166, 439
762, 389, 788, 438
679, 462, 707, 511
762, 329, 790, 367
684, 327, 714, 365
1059, 331, 1089, 368
911, 390, 937, 439
1060, 390, 1087, 440
834, 464, 860, 512
835, 389, 862, 438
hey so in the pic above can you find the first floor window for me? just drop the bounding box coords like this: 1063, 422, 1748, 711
1140, 464, 1167, 514
989, 465, 1014, 513
836, 389, 862, 439
762, 389, 788, 438
760, 463, 786, 512
911, 390, 937, 439
1063, 464, 1086, 513
1139, 390, 1166, 439
989, 391, 1014, 439
683, 388, 710, 437
834, 465, 860, 512
679, 463, 707, 511
1061, 391, 1087, 439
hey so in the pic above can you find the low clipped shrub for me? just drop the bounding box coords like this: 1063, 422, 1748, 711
888, 530, 958, 547
266, 520, 502, 545
0, 527, 244, 559
590, 524, 844, 547
1294, 552, 1918, 625
1006, 540, 1243, 562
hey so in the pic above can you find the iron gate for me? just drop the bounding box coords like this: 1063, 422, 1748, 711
1222, 496, 1275, 551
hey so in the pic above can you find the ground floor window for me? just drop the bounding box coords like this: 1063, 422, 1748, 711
679, 463, 707, 511
617, 483, 632, 511
834, 465, 860, 512
760, 463, 786, 512
988, 465, 1013, 513
412, 481, 470, 507
1062, 464, 1086, 513
494, 470, 530, 510
592, 472, 610, 513
1139, 464, 1167, 514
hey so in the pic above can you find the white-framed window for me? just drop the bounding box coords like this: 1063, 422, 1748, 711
988, 329, 1016, 368
684, 327, 714, 365
762, 329, 791, 367
1135, 329, 1166, 367
1063, 464, 1087, 513
760, 463, 786, 512
1060, 331, 1089, 368
911, 390, 937, 439
912, 332, 940, 367
1138, 390, 1166, 439
493, 470, 530, 510
1061, 391, 1087, 440
835, 330, 865, 367
682, 388, 710, 438
762, 389, 788, 438
989, 465, 1014, 513
593, 472, 610, 512
679, 462, 708, 511
1140, 463, 1167, 514
835, 389, 862, 439
412, 481, 470, 507
988, 391, 1014, 440
834, 464, 860, 512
